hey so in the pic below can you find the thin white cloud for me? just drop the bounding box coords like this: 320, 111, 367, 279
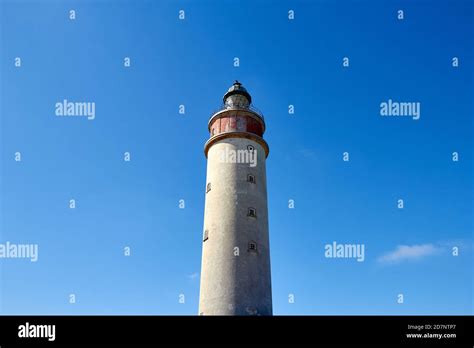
187, 272, 199, 280
378, 244, 440, 264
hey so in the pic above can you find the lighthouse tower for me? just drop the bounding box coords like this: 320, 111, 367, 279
198, 81, 272, 316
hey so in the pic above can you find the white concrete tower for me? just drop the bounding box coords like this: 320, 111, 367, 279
199, 81, 272, 316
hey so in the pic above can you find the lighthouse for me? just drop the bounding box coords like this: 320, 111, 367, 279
199, 81, 272, 315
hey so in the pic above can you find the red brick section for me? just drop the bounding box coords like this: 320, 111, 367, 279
209, 111, 264, 138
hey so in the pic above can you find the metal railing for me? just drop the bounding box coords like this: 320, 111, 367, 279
210, 104, 265, 121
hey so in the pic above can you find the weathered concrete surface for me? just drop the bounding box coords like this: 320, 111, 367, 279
199, 137, 272, 315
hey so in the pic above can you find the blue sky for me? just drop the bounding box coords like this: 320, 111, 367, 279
0, 0, 472, 315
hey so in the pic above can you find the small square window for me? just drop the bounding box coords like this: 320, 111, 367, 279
203, 230, 209, 242
247, 207, 257, 218
206, 183, 211, 193
248, 241, 257, 252
247, 174, 255, 184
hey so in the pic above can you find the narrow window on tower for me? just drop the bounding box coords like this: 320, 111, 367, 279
247, 145, 254, 152
247, 174, 256, 184
203, 229, 209, 242
247, 207, 257, 218
206, 182, 211, 193
211, 128, 216, 136
248, 241, 257, 252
